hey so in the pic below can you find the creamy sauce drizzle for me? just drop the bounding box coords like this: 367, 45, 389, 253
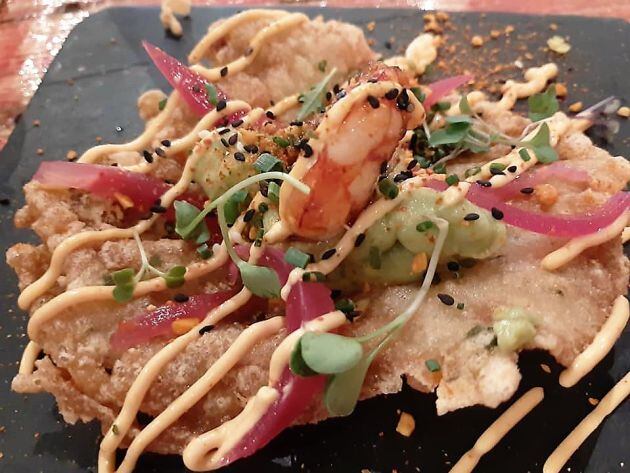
18, 341, 41, 375
543, 372, 630, 473
183, 310, 346, 471
542, 213, 629, 271
559, 295, 629, 388
449, 387, 544, 473
497, 63, 558, 111
191, 13, 308, 82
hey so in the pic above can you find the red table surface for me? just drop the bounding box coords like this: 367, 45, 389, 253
0, 0, 628, 151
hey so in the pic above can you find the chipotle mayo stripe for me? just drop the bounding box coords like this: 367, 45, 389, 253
559, 295, 629, 388
543, 372, 630, 473
449, 387, 545, 473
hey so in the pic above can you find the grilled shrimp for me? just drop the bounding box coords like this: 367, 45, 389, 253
279, 65, 425, 239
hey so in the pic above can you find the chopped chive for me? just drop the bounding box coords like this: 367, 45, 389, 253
425, 359, 441, 372
302, 271, 325, 282
268, 181, 281, 205
224, 189, 249, 225
158, 98, 167, 111
285, 247, 311, 269
378, 178, 399, 199
258, 202, 269, 213
368, 246, 381, 270
205, 84, 218, 106
432, 101, 451, 112
196, 243, 213, 259
464, 166, 481, 178
416, 220, 434, 232
456, 302, 465, 310
272, 136, 291, 148
519, 148, 532, 162
334, 298, 355, 314
433, 163, 447, 174
253, 153, 283, 173
418, 157, 431, 169
410, 87, 425, 102
445, 174, 460, 186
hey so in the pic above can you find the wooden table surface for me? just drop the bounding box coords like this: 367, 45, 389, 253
0, 0, 628, 151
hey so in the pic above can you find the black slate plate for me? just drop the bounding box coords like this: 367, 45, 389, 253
0, 6, 628, 473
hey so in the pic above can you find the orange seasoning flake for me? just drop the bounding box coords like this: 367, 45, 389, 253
396, 412, 416, 437
172, 318, 201, 335
113, 192, 134, 209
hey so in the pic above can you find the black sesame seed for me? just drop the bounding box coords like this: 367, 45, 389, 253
437, 293, 455, 306
161, 139, 171, 148
228, 134, 238, 146
490, 167, 505, 176
367, 95, 380, 109
216, 100, 227, 111
507, 165, 517, 173
150, 205, 167, 214
384, 40, 393, 49
476, 180, 492, 188
407, 159, 418, 170
265, 110, 275, 119
336, 90, 347, 100
325, 91, 332, 101
192, 85, 201, 93
259, 181, 269, 197
491, 207, 504, 220
302, 143, 313, 158
321, 248, 336, 260
396, 89, 410, 111
244, 144, 259, 154
355, 233, 366, 247
143, 150, 153, 163
0, 198, 10, 206
330, 289, 342, 299
447, 261, 460, 271
218, 128, 230, 135
290, 120, 304, 127
220, 66, 228, 77
379, 161, 388, 174
367, 78, 378, 83
173, 293, 189, 303
520, 187, 534, 194
393, 171, 412, 183
333, 84, 341, 94
385, 88, 399, 100
345, 310, 361, 323
243, 209, 256, 222
199, 325, 215, 335
464, 213, 480, 221
231, 118, 243, 128
234, 152, 245, 162
155, 147, 166, 158
432, 272, 442, 285
220, 138, 230, 148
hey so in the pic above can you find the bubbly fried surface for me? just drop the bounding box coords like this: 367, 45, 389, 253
8, 118, 629, 453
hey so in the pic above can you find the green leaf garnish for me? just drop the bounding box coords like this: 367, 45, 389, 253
112, 268, 135, 285
254, 153, 283, 173
522, 123, 558, 163
224, 189, 250, 226
164, 265, 186, 288
299, 332, 363, 375
428, 121, 471, 146
324, 357, 371, 416
238, 261, 282, 298
205, 83, 218, 106
267, 181, 281, 205
527, 84, 558, 122
459, 95, 472, 114
113, 283, 134, 303
112, 268, 135, 302
284, 247, 311, 269
289, 337, 318, 377
174, 201, 210, 242
296, 67, 337, 121
158, 98, 167, 111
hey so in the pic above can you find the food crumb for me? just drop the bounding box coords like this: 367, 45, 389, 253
540, 363, 551, 374
549, 23, 558, 31
471, 35, 484, 47
412, 252, 428, 273
490, 29, 501, 39
66, 78, 75, 86
616, 106, 630, 118
534, 183, 559, 207
96, 136, 103, 143
396, 412, 416, 437
171, 318, 200, 335
568, 101, 584, 113
66, 150, 78, 161
32, 119, 40, 127
547, 35, 571, 54
504, 25, 515, 35
588, 397, 600, 406
555, 83, 568, 97
366, 21, 375, 32
36, 148, 44, 156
